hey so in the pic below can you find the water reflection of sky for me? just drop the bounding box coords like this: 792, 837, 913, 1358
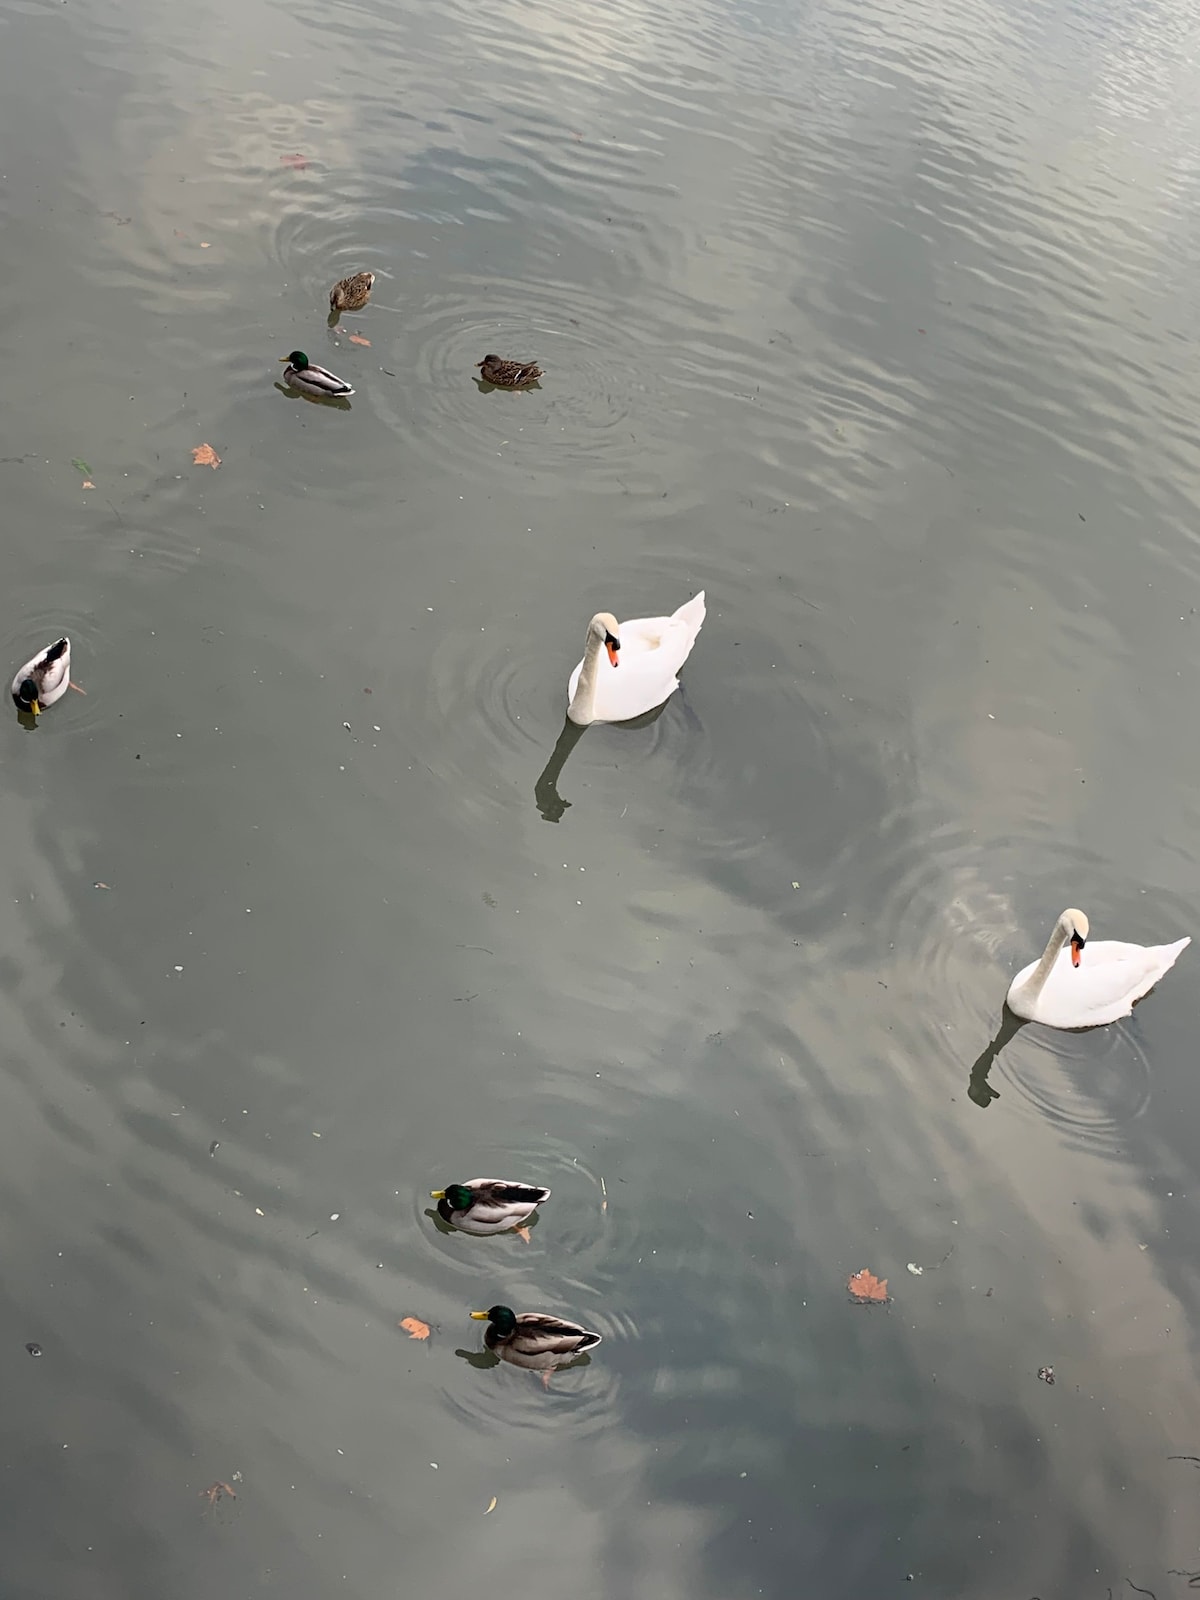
1, 0, 1200, 1591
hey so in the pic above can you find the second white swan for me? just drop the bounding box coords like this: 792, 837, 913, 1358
566, 591, 706, 726
1006, 907, 1189, 1029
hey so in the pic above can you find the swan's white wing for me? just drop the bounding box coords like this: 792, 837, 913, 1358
1016, 936, 1189, 1028
592, 592, 705, 723
566, 592, 705, 724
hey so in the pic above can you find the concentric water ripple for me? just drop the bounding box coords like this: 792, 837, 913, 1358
990, 1023, 1154, 1150
367, 274, 698, 503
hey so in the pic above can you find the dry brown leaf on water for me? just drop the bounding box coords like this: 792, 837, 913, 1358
200, 241, 211, 249
81, 480, 95, 489
484, 1496, 498, 1515
199, 1481, 236, 1507
847, 1268, 889, 1303
191, 444, 221, 469
280, 152, 309, 170
348, 333, 371, 347
399, 1316, 430, 1341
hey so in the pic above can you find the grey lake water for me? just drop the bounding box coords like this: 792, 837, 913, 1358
3, 0, 1200, 1591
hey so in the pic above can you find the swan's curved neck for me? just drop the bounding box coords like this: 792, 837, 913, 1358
568, 629, 603, 724
1017, 917, 1070, 1002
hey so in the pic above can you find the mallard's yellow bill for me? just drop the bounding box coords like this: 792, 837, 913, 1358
30, 699, 40, 715
469, 1310, 489, 1320
430, 1189, 446, 1200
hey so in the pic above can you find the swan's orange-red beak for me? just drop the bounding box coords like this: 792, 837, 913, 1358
1070, 934, 1084, 967
606, 640, 620, 667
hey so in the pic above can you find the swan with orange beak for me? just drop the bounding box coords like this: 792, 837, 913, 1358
1006, 906, 1188, 1028
566, 591, 705, 726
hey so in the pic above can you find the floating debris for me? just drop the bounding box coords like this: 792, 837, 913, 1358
847, 1268, 889, 1303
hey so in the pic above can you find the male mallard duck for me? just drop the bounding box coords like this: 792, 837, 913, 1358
11, 637, 71, 715
469, 1305, 602, 1371
475, 354, 543, 389
279, 350, 355, 398
329, 272, 375, 313
431, 1179, 551, 1236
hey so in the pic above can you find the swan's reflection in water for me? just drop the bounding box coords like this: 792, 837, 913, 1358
534, 717, 588, 822
967, 1005, 1027, 1107
533, 696, 680, 822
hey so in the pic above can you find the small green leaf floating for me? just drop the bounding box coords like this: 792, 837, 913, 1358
71, 459, 93, 476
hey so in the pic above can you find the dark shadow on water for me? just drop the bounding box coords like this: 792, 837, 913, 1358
474, 378, 542, 394
453, 1346, 593, 1377
273, 381, 353, 410
454, 1346, 501, 1370
533, 699, 677, 822
966, 1005, 1027, 1107
672, 678, 705, 734
534, 717, 587, 822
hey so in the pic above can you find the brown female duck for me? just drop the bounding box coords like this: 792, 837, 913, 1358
475, 354, 543, 389
329, 272, 375, 313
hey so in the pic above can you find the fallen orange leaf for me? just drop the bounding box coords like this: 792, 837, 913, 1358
191, 444, 221, 469
399, 1316, 430, 1340
280, 152, 309, 170
847, 1268, 889, 1303
348, 333, 371, 347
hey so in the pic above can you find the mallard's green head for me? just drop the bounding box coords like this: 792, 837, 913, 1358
16, 678, 40, 713
431, 1182, 474, 1211
281, 350, 310, 370
471, 1305, 516, 1335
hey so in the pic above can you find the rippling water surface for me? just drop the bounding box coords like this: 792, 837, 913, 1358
4, 0, 1200, 1591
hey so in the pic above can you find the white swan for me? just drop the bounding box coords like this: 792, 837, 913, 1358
566, 592, 706, 726
1006, 907, 1189, 1029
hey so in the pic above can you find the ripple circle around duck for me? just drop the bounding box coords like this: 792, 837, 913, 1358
368, 277, 695, 510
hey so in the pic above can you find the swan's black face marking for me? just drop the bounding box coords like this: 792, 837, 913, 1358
605, 631, 620, 667
1070, 932, 1086, 967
